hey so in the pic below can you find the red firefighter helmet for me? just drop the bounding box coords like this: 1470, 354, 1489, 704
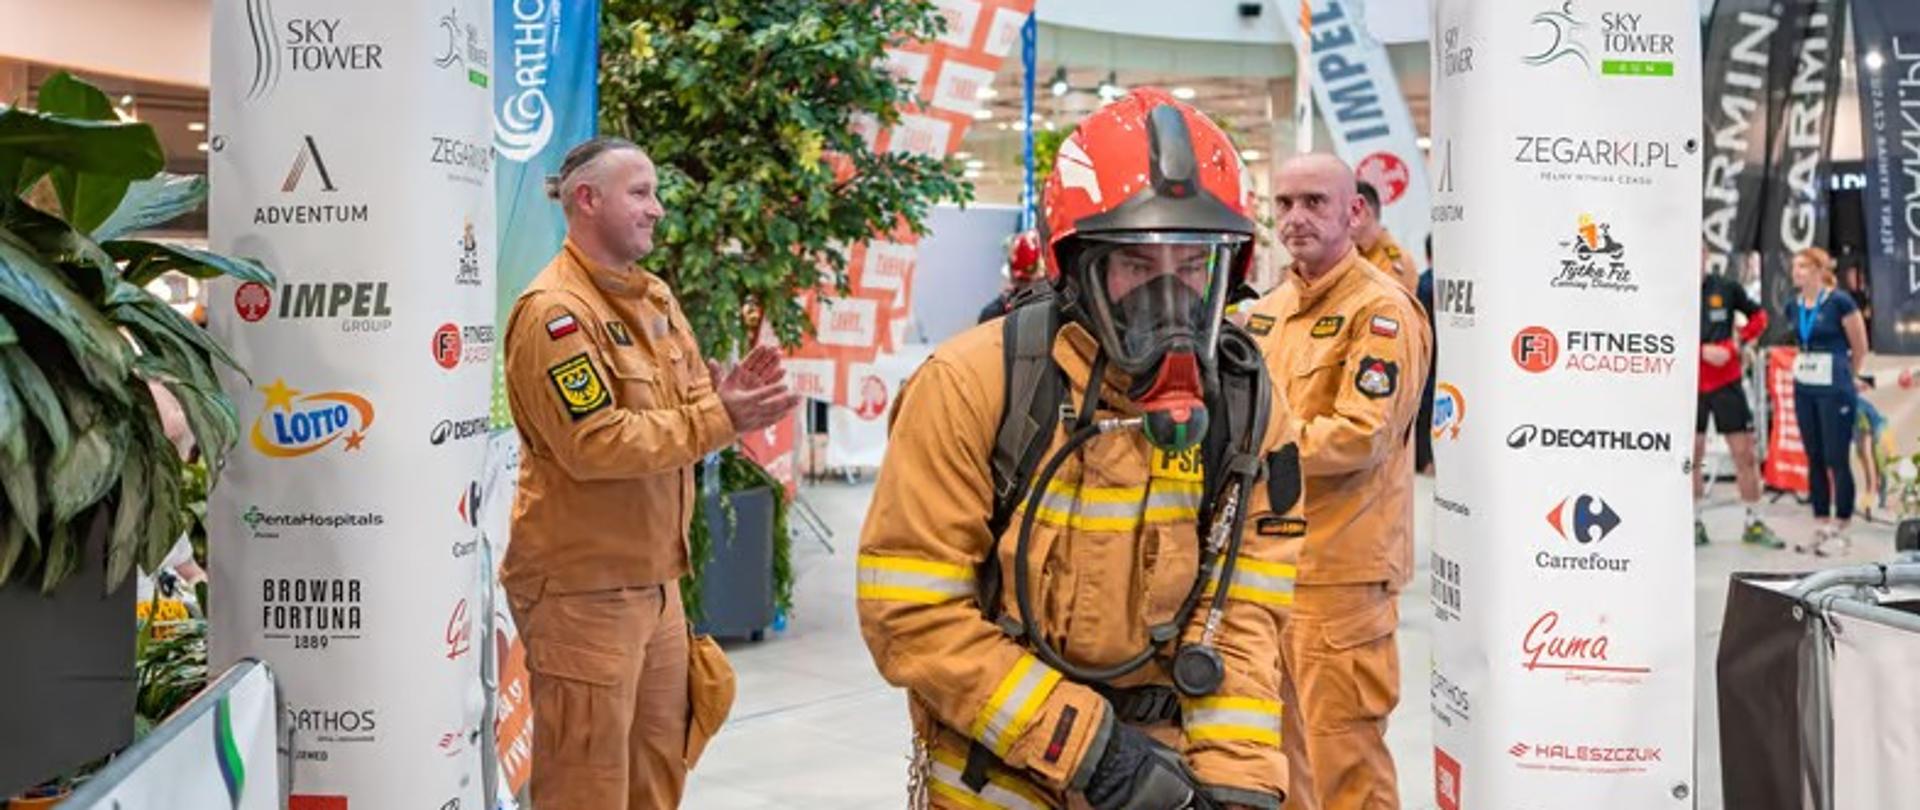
1006, 229, 1044, 283
1039, 88, 1257, 379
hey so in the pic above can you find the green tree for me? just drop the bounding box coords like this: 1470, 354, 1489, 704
599, 0, 973, 360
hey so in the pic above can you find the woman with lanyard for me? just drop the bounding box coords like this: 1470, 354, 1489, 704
1785, 247, 1872, 556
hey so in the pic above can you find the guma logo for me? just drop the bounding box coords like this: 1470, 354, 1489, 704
1521, 610, 1650, 680
251, 378, 375, 458
496, 0, 556, 162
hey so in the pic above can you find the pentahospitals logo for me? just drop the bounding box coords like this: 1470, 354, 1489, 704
251, 378, 375, 458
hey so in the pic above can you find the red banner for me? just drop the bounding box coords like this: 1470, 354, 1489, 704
1763, 347, 1810, 493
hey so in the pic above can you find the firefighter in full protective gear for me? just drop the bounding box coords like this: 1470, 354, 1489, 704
980, 229, 1050, 323
1246, 154, 1430, 810
857, 89, 1306, 810
1352, 182, 1418, 296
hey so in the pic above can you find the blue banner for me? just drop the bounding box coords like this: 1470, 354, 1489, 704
493, 0, 600, 423
1854, 0, 1920, 355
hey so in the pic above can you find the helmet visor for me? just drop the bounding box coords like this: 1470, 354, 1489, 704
1081, 232, 1247, 375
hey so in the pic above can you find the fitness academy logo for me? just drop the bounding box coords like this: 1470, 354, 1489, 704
1510, 327, 1676, 376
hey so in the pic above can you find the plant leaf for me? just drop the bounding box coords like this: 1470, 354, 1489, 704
39, 516, 73, 595
107, 239, 273, 289
92, 174, 208, 242
4, 199, 121, 297
107, 436, 149, 588
0, 107, 163, 191
33, 72, 117, 122
0, 344, 70, 457
0, 227, 132, 391
0, 511, 25, 586
115, 293, 239, 375
49, 420, 124, 525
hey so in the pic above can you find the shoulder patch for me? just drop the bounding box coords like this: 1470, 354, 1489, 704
1256, 516, 1308, 538
1355, 356, 1399, 399
1370, 315, 1401, 338
607, 321, 635, 346
546, 314, 579, 340
1247, 314, 1276, 336
548, 353, 611, 420
1311, 315, 1345, 339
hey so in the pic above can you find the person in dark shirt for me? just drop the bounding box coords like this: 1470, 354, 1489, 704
1415, 235, 1435, 475
1695, 252, 1776, 547
1785, 247, 1872, 556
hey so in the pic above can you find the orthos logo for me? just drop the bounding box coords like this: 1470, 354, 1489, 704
495, 0, 555, 162
250, 378, 375, 458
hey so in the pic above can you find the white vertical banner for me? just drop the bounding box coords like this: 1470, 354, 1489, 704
1428, 2, 1700, 809
1284, 0, 1431, 264
206, 1, 495, 808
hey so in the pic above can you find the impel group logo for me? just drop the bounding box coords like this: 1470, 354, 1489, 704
250, 379, 375, 459
1522, 2, 1676, 78
244, 1, 386, 102
432, 323, 497, 370
232, 281, 394, 334
1506, 423, 1673, 454
1357, 152, 1411, 205
1542, 495, 1631, 574
446, 598, 473, 660
256, 136, 370, 226
1508, 740, 1664, 775
1435, 277, 1474, 326
1511, 327, 1676, 375
1511, 326, 1559, 372
1552, 214, 1637, 293
1431, 383, 1465, 441
431, 416, 490, 446
1521, 610, 1650, 684
1434, 747, 1462, 810
263, 576, 363, 651
496, 0, 557, 161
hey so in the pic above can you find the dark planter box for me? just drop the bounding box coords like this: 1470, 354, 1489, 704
0, 520, 134, 795
694, 486, 776, 641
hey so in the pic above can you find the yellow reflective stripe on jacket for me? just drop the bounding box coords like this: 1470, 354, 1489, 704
1183, 696, 1283, 746
1031, 479, 1200, 531
856, 554, 974, 605
1204, 558, 1298, 606
970, 654, 1063, 757
928, 749, 1049, 810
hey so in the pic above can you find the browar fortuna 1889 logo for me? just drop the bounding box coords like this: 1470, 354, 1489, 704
251, 378, 376, 458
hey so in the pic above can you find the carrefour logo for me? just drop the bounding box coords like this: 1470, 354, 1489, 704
495, 0, 555, 162
250, 378, 375, 458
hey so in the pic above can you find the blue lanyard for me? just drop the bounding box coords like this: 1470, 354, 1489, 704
1797, 291, 1829, 346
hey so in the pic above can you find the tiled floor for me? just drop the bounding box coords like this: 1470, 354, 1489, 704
680, 476, 1898, 810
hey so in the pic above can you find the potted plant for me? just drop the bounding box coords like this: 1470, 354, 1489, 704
598, 0, 970, 636
0, 72, 268, 796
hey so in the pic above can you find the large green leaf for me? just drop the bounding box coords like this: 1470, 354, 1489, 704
33, 72, 117, 122
0, 227, 132, 391
115, 293, 238, 375
29, 74, 138, 233
48, 421, 125, 526
4, 200, 120, 298
107, 434, 150, 588
0, 511, 25, 586
164, 381, 238, 476
0, 108, 163, 193
108, 239, 273, 289
0, 344, 70, 459
38, 515, 73, 594
92, 174, 208, 242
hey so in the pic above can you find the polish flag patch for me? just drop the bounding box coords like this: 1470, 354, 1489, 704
1370, 315, 1400, 338
546, 314, 579, 340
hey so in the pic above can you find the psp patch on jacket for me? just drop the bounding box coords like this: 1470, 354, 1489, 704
1310, 315, 1344, 338
1355, 356, 1398, 399
1256, 516, 1308, 538
548, 353, 611, 420
546, 314, 579, 340
1370, 315, 1400, 338
1246, 314, 1276, 336
607, 321, 635, 346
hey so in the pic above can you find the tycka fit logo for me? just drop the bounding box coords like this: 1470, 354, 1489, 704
251, 379, 375, 458
1552, 214, 1637, 293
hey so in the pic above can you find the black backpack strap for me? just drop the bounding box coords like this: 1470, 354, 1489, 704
979, 295, 1067, 623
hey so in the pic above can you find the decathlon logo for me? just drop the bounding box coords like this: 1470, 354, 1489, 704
250, 378, 375, 458
495, 0, 556, 161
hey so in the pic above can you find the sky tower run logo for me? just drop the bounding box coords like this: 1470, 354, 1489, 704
251, 379, 375, 459
1522, 2, 1677, 78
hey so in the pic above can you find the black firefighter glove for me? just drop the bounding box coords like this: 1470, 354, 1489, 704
1083, 723, 1219, 810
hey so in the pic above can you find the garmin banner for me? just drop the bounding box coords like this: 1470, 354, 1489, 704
1758, 0, 1848, 333
1699, 0, 1782, 277
1286, 0, 1432, 273
1428, 1, 1701, 808
207, 0, 496, 807
1853, 0, 1920, 355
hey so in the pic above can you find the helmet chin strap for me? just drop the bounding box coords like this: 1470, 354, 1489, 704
1133, 351, 1209, 453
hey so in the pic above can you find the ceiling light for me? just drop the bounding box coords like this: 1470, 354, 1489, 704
1044, 120, 1057, 131
965, 159, 986, 169
964, 169, 982, 179
1172, 87, 1197, 100
188, 121, 206, 132
1241, 149, 1262, 161
997, 122, 1010, 131
195, 141, 209, 152
1049, 67, 1070, 98
976, 86, 999, 100
954, 151, 974, 161
972, 108, 993, 121
1866, 51, 1885, 72
1012, 120, 1029, 132
1416, 136, 1433, 150
119, 94, 134, 106
1097, 71, 1123, 102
